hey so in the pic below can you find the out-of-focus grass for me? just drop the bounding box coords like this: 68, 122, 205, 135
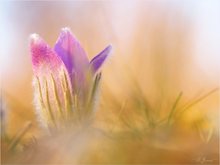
1, 1, 219, 164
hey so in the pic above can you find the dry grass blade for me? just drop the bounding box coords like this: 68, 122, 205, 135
167, 92, 183, 125
175, 88, 219, 120
8, 122, 32, 151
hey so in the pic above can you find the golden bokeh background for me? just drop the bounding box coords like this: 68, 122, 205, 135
0, 1, 219, 163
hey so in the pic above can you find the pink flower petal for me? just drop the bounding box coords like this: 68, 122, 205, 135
30, 34, 73, 125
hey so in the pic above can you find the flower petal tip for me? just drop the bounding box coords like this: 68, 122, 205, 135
106, 44, 113, 54
61, 27, 71, 33
29, 33, 41, 44
90, 44, 113, 73
60, 27, 71, 38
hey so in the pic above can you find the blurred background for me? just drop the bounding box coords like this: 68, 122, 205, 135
0, 0, 219, 149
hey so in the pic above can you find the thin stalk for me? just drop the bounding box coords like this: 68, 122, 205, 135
167, 92, 183, 125
175, 88, 218, 120
8, 122, 32, 151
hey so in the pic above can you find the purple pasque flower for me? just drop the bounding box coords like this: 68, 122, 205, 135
30, 28, 112, 129
54, 28, 112, 98
55, 28, 111, 80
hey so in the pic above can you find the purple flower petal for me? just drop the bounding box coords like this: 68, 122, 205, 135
90, 45, 112, 73
54, 27, 89, 79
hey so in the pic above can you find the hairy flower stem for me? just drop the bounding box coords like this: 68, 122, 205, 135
86, 73, 101, 116
51, 74, 63, 119
45, 80, 56, 127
